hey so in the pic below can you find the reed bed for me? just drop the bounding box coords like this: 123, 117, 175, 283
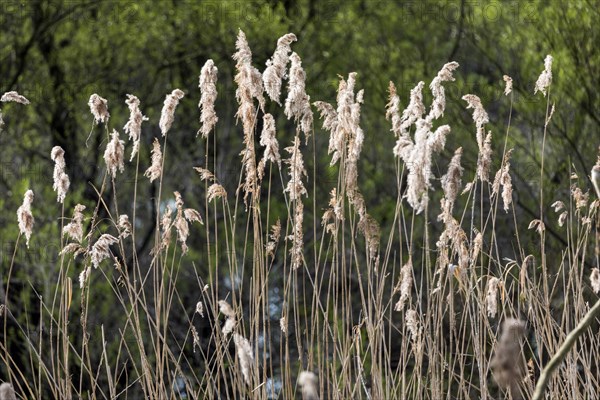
1, 31, 599, 400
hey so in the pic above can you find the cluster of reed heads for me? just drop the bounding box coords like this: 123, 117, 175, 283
1, 30, 600, 400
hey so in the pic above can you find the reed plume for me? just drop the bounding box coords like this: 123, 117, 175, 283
173, 191, 203, 254
285, 52, 313, 140
263, 33, 297, 105
591, 268, 600, 294
534, 55, 553, 96
198, 59, 219, 138
440, 147, 463, 212
159, 89, 185, 136
123, 94, 148, 161
491, 319, 527, 400
492, 149, 514, 212
51, 146, 70, 203
90, 234, 118, 268
298, 371, 319, 400
1, 91, 30, 104
259, 113, 281, 170
233, 29, 264, 206
218, 300, 236, 337
427, 61, 459, 121
144, 138, 162, 182
233, 333, 254, 386
63, 204, 86, 243
104, 129, 125, 178
462, 94, 492, 182
118, 214, 132, 238
17, 189, 34, 247
486, 277, 500, 318
503, 75, 513, 96
0, 382, 17, 400
394, 260, 413, 311
88, 93, 110, 124
284, 136, 306, 269
591, 164, 600, 199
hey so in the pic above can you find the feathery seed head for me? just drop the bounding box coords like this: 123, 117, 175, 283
218, 300, 235, 318
63, 204, 86, 243
193, 167, 215, 181
1, 91, 30, 104
233, 29, 265, 112
159, 89, 185, 136
298, 371, 319, 400
394, 260, 413, 311
591, 268, 600, 294
400, 81, 426, 134
173, 191, 202, 254
503, 75, 513, 96
284, 136, 308, 201
406, 310, 422, 354
266, 218, 282, 258
90, 234, 118, 268
51, 146, 70, 203
491, 318, 527, 396
462, 94, 489, 134
218, 300, 236, 337
198, 59, 219, 138
207, 184, 227, 202
17, 189, 34, 247
144, 138, 163, 182
233, 333, 254, 385
123, 94, 148, 161
486, 277, 501, 318
428, 61, 459, 121
118, 214, 132, 238
491, 149, 514, 212
104, 129, 125, 178
196, 301, 204, 317
0, 382, 17, 400
260, 113, 281, 167
79, 266, 91, 288
285, 52, 313, 140
279, 316, 287, 334
534, 54, 553, 96
88, 94, 110, 124
264, 33, 297, 104
386, 81, 402, 137
441, 147, 463, 210
591, 165, 600, 199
